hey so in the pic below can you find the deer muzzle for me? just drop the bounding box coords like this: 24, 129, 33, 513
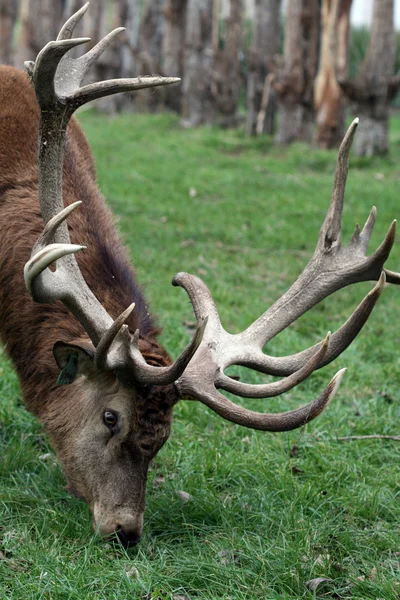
92, 502, 144, 547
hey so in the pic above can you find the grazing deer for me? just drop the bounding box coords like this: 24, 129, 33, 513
0, 4, 398, 547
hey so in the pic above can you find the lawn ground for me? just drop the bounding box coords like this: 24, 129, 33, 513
0, 111, 399, 599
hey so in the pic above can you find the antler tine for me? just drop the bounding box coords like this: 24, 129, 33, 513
384, 268, 400, 284
57, 2, 89, 41
359, 206, 376, 253
79, 27, 126, 71
234, 272, 386, 377
318, 117, 359, 251
123, 319, 208, 387
178, 367, 346, 432
73, 76, 181, 109
94, 304, 136, 371
216, 332, 331, 398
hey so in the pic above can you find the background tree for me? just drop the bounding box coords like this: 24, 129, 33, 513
135, 0, 164, 112
16, 0, 64, 67
0, 0, 19, 65
246, 0, 281, 136
339, 0, 400, 155
181, 0, 215, 126
211, 0, 243, 127
314, 0, 352, 148
162, 0, 187, 112
273, 0, 320, 144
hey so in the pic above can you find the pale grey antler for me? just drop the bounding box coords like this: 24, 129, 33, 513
24, 3, 204, 388
170, 118, 397, 429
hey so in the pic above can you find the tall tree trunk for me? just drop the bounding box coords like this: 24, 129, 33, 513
273, 0, 319, 144
119, 0, 141, 79
339, 0, 397, 155
314, 0, 352, 148
111, 0, 141, 112
212, 0, 243, 127
162, 0, 187, 112
135, 0, 164, 112
16, 0, 64, 67
246, 0, 281, 136
0, 0, 19, 65
181, 0, 215, 126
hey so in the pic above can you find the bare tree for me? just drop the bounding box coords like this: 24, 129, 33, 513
314, 0, 352, 148
246, 0, 281, 136
273, 0, 320, 144
181, 0, 215, 126
339, 0, 400, 155
162, 0, 187, 112
0, 0, 19, 64
135, 0, 165, 112
212, 0, 244, 127
16, 0, 64, 67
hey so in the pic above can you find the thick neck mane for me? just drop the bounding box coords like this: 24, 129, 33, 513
0, 65, 169, 414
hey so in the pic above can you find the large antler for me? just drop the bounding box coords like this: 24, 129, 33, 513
24, 3, 205, 386
24, 4, 398, 433
170, 118, 397, 428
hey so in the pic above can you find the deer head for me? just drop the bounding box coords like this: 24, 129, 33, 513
23, 4, 399, 545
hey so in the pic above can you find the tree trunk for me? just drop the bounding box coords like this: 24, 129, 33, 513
16, 0, 64, 67
162, 0, 187, 112
339, 0, 397, 155
246, 0, 281, 136
211, 0, 243, 127
0, 0, 19, 65
314, 0, 352, 148
109, 0, 141, 112
273, 0, 319, 144
181, 0, 215, 126
135, 0, 164, 112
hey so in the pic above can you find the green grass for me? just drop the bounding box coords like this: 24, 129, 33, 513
1, 112, 400, 599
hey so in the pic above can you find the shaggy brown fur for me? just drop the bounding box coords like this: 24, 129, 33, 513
0, 66, 176, 541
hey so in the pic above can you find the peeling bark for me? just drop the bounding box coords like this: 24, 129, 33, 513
314, 0, 352, 148
273, 0, 320, 144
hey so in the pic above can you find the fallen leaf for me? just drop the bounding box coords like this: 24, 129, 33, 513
305, 577, 333, 592
39, 453, 52, 461
152, 476, 165, 488
176, 490, 192, 503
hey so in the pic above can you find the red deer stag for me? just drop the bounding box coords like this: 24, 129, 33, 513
0, 3, 398, 546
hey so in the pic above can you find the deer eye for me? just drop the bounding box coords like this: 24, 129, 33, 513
103, 410, 118, 429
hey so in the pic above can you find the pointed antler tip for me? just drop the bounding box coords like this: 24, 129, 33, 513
332, 368, 347, 391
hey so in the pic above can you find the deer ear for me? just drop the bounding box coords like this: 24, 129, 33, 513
53, 339, 96, 385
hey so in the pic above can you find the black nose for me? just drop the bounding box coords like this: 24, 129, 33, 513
115, 527, 142, 548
